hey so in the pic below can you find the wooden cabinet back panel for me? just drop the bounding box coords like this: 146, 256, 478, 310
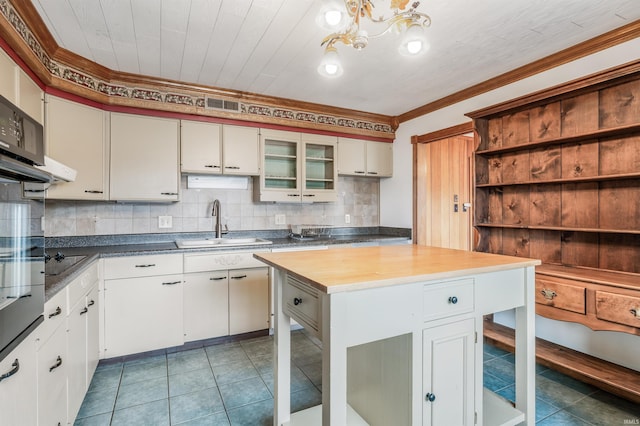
599, 234, 640, 273
560, 92, 599, 136
598, 79, 640, 128
599, 137, 640, 175
529, 230, 561, 264
561, 141, 599, 179
530, 184, 561, 226
529, 103, 561, 142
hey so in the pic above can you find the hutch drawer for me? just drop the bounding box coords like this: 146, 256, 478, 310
595, 290, 640, 329
535, 276, 586, 314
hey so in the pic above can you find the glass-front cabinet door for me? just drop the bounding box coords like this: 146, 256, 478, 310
256, 130, 337, 203
302, 133, 337, 202
257, 130, 302, 202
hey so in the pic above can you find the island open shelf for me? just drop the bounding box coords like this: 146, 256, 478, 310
255, 245, 540, 425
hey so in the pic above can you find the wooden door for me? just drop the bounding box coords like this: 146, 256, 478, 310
415, 135, 474, 250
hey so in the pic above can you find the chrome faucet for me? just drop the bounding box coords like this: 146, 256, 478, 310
212, 199, 222, 238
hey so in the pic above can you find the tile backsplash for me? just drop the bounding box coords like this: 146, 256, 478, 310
44, 176, 379, 237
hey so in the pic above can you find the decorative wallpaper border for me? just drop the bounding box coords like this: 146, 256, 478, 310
0, 0, 394, 137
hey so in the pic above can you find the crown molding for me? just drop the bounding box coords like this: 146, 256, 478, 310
0, 0, 396, 140
396, 19, 640, 124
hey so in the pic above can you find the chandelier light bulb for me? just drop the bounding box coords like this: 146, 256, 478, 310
324, 10, 343, 27
399, 22, 428, 56
318, 47, 344, 78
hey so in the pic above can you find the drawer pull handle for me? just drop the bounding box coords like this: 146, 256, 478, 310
204, 165, 220, 168
0, 359, 19, 383
49, 356, 62, 372
287, 194, 300, 197
161, 192, 179, 196
425, 392, 436, 402
80, 307, 88, 315
162, 281, 181, 286
48, 306, 62, 318
225, 166, 240, 170
88, 300, 95, 307
630, 308, 640, 318
210, 277, 226, 281
84, 190, 104, 194
135, 264, 156, 268
293, 297, 302, 306
448, 296, 458, 304
541, 289, 557, 300
230, 275, 247, 280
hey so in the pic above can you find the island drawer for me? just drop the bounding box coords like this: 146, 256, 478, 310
423, 279, 474, 321
535, 276, 586, 314
104, 253, 183, 279
67, 262, 99, 311
283, 275, 320, 335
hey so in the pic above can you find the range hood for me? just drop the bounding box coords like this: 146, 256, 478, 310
35, 155, 77, 183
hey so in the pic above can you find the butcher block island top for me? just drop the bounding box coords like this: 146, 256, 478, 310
254, 244, 540, 294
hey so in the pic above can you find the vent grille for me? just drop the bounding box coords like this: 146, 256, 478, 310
205, 97, 240, 113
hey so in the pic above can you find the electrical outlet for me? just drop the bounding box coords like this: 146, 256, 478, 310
345, 214, 351, 224
275, 214, 286, 225
158, 215, 172, 228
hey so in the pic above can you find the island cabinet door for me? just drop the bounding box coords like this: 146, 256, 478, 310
422, 318, 475, 426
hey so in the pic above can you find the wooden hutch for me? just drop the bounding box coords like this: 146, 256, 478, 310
467, 60, 640, 403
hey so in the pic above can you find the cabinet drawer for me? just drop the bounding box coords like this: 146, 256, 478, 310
423, 279, 474, 321
104, 254, 183, 279
184, 250, 268, 273
40, 290, 67, 348
283, 275, 320, 334
595, 291, 640, 329
67, 262, 99, 310
535, 277, 586, 314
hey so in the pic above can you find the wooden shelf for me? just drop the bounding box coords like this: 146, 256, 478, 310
475, 223, 640, 235
483, 320, 640, 404
476, 171, 640, 187
475, 123, 640, 156
483, 389, 525, 426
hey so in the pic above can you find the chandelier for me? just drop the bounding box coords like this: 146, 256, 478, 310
317, 0, 431, 77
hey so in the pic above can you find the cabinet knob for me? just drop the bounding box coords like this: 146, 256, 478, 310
0, 359, 19, 383
448, 296, 458, 304
541, 289, 557, 300
49, 356, 62, 372
48, 306, 62, 318
293, 297, 302, 306
425, 392, 436, 402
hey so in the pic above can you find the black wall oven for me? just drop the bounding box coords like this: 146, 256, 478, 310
0, 95, 49, 363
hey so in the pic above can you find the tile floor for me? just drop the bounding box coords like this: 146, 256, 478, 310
74, 330, 640, 425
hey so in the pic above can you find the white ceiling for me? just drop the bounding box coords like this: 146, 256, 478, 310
30, 0, 640, 116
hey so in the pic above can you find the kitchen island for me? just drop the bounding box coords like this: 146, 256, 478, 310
255, 245, 540, 426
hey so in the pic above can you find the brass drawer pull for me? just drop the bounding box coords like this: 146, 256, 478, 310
541, 289, 557, 300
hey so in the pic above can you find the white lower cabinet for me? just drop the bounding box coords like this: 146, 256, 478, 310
104, 274, 184, 357
0, 335, 38, 426
229, 267, 270, 335
37, 322, 68, 426
422, 318, 476, 426
183, 250, 270, 341
183, 270, 229, 341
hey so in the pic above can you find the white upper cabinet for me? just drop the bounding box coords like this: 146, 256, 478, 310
181, 120, 222, 174
110, 113, 180, 201
0, 50, 43, 123
44, 95, 109, 200
17, 70, 43, 124
256, 129, 336, 203
338, 137, 393, 177
0, 49, 16, 104
222, 124, 260, 176
181, 120, 259, 176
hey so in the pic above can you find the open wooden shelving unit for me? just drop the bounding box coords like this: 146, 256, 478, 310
468, 62, 640, 402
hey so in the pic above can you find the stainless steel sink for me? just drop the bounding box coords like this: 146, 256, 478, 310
175, 237, 272, 248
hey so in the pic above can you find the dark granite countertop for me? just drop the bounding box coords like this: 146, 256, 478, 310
44, 227, 411, 301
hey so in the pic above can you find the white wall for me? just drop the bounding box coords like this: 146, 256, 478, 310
381, 38, 640, 371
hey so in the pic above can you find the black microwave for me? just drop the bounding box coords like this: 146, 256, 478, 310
0, 94, 44, 166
